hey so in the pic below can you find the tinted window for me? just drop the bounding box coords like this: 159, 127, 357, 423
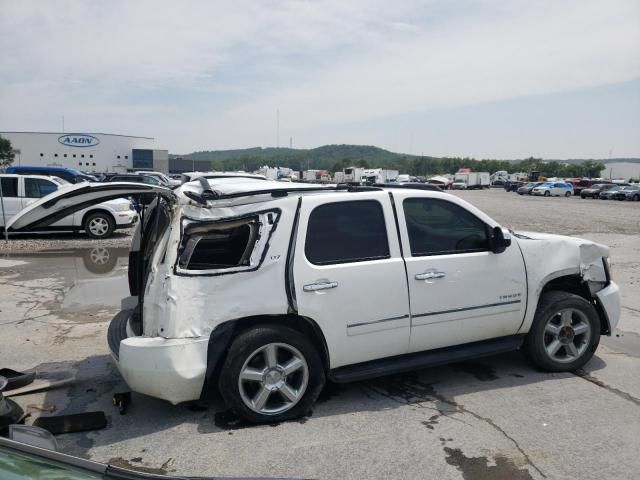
403, 198, 489, 256
0, 178, 18, 197
305, 200, 389, 265
25, 178, 57, 198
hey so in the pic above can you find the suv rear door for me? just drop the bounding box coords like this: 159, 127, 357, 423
393, 191, 527, 353
293, 191, 410, 369
6, 182, 174, 231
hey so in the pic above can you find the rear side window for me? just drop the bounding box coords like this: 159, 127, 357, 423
24, 178, 57, 198
403, 198, 489, 256
178, 217, 259, 270
0, 178, 18, 197
305, 200, 389, 265
176, 210, 280, 275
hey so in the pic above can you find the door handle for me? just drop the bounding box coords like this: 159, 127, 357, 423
303, 281, 338, 292
415, 271, 446, 280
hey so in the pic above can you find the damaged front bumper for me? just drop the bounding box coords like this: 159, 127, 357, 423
596, 281, 621, 334
107, 310, 209, 405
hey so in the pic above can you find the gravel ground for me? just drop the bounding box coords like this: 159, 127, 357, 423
0, 229, 134, 254
1, 189, 639, 480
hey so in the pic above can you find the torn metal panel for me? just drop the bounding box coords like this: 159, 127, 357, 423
141, 196, 298, 339
514, 231, 611, 334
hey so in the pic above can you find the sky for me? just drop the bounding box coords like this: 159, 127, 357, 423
0, 0, 639, 158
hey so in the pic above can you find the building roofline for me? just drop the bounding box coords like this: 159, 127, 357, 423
0, 131, 154, 140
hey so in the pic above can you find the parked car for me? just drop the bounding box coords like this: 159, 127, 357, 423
504, 181, 524, 192
573, 179, 606, 196
103, 173, 170, 187
580, 183, 620, 199
531, 182, 574, 197
0, 174, 136, 238
612, 184, 640, 201
0, 432, 216, 480
135, 170, 181, 187
7, 180, 620, 424
599, 185, 629, 200
5, 166, 96, 183
517, 182, 545, 195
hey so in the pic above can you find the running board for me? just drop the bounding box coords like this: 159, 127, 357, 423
329, 335, 525, 383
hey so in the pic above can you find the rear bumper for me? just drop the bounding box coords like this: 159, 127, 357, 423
596, 281, 621, 333
107, 311, 208, 404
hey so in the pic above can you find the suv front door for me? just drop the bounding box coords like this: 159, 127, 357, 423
293, 192, 410, 369
394, 192, 527, 353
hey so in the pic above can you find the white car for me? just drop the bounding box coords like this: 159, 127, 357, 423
7, 180, 621, 424
451, 181, 467, 190
532, 182, 574, 197
0, 174, 137, 238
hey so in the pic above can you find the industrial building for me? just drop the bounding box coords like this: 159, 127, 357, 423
0, 131, 169, 173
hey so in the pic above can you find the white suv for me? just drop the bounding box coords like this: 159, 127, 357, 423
0, 174, 137, 238
7, 180, 621, 423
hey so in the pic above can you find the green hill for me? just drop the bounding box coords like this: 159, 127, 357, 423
170, 144, 639, 178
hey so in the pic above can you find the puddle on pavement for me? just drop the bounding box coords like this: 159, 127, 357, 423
1, 246, 130, 313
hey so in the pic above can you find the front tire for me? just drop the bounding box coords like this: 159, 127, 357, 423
544, 191, 550, 197
83, 212, 115, 239
218, 325, 326, 423
524, 291, 600, 372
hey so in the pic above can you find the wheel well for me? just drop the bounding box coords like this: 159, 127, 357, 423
82, 208, 115, 228
540, 275, 611, 334
200, 314, 330, 401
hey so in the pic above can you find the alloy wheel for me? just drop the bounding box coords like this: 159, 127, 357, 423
543, 308, 591, 363
238, 342, 309, 415
88, 217, 109, 237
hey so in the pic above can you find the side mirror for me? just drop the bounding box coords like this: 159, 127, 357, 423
491, 226, 511, 254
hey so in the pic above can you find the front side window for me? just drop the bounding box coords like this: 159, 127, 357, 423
305, 200, 389, 265
24, 178, 58, 198
403, 198, 489, 256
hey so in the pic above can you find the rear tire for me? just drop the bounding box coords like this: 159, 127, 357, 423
218, 325, 326, 423
565, 191, 571, 197
633, 194, 639, 202
524, 291, 600, 372
83, 212, 115, 239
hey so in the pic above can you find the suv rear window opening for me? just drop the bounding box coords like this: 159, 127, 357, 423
178, 217, 260, 270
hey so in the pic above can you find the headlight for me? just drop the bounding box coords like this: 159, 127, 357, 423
116, 203, 132, 212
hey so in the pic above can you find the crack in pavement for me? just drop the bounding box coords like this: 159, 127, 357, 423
364, 375, 547, 479
573, 369, 640, 407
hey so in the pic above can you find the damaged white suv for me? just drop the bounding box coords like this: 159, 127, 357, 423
8, 179, 621, 423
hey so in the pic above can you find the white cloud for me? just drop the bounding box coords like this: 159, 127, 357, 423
0, 0, 638, 154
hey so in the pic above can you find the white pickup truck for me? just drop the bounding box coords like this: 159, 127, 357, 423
0, 174, 137, 238
7, 180, 621, 423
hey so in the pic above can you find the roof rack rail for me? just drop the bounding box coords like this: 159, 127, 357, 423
213, 184, 380, 200
375, 183, 443, 192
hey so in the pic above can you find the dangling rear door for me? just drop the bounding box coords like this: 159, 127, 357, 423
6, 182, 175, 231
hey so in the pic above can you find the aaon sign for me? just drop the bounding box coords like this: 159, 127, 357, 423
58, 134, 100, 148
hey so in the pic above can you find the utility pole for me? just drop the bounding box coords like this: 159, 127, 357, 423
276, 109, 280, 149
0, 179, 8, 242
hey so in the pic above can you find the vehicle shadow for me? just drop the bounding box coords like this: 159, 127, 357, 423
27, 347, 608, 459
